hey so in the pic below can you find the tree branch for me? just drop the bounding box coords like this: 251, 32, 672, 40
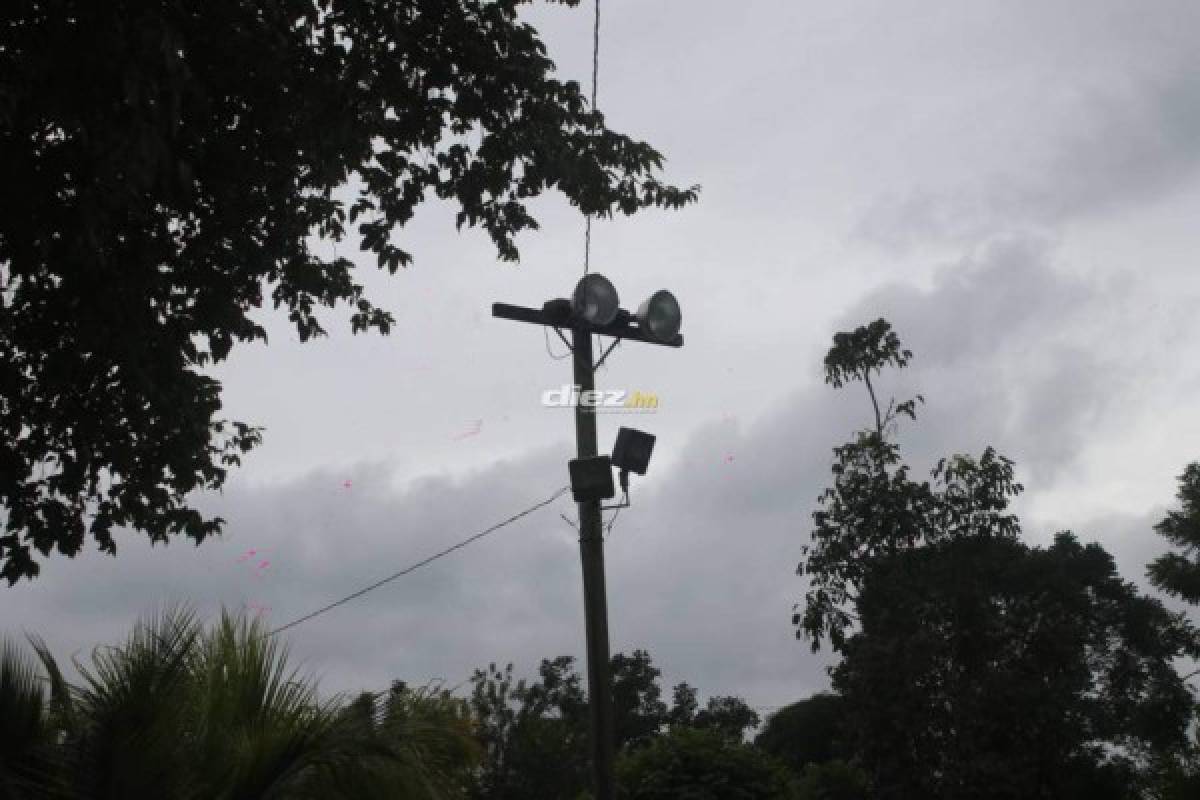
863, 372, 883, 438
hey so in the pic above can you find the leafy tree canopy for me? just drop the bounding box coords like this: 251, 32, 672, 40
666, 683, 760, 743
796, 318, 1022, 652
610, 650, 669, 752
753, 693, 848, 776
791, 760, 869, 800
1149, 462, 1200, 605
468, 657, 590, 800
800, 319, 1199, 799
616, 727, 794, 800
0, 0, 697, 582
466, 651, 759, 799
838, 533, 1197, 799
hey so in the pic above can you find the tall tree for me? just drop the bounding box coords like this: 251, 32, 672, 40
1149, 462, 1200, 605
0, 0, 697, 582
795, 318, 1022, 652
797, 320, 1198, 799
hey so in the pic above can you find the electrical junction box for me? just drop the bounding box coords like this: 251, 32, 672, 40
568, 455, 616, 503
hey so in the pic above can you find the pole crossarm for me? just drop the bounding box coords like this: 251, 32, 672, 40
492, 301, 684, 348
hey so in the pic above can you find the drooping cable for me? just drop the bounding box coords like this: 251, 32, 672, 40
267, 486, 571, 637
544, 324, 571, 359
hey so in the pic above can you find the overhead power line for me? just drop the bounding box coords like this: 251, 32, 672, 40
583, 0, 600, 276
268, 486, 571, 638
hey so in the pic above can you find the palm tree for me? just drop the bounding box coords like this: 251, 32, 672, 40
0, 635, 63, 798
0, 607, 478, 800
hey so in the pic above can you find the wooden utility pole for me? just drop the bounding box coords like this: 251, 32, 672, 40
492, 286, 681, 800
571, 328, 616, 800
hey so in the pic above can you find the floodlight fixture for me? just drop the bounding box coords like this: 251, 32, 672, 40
635, 290, 682, 343
611, 427, 656, 476
572, 273, 621, 326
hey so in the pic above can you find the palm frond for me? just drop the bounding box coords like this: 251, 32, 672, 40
189, 609, 351, 799
0, 636, 63, 799
68, 605, 202, 799
5, 607, 480, 800
27, 633, 76, 735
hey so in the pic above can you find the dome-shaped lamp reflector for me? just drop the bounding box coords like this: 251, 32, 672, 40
636, 290, 681, 343
572, 273, 620, 326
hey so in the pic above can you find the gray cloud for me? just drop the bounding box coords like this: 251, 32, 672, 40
828, 238, 1081, 479
855, 55, 1200, 249
8, 230, 1174, 709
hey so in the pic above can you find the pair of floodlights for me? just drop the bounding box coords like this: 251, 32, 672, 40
567, 273, 683, 344
492, 273, 684, 350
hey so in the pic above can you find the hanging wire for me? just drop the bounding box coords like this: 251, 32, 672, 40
267, 486, 571, 637
544, 325, 571, 359
603, 498, 624, 539
583, 0, 600, 276
591, 0, 600, 129
580, 0, 606, 358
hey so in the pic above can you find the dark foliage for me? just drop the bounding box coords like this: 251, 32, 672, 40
1149, 462, 1200, 605
837, 533, 1196, 799
792, 760, 868, 800
798, 319, 1199, 799
610, 651, 669, 752
754, 693, 848, 776
467, 651, 760, 799
616, 727, 793, 800
667, 683, 760, 743
0, 0, 697, 581
467, 658, 590, 800
0, 609, 479, 799
797, 318, 1021, 652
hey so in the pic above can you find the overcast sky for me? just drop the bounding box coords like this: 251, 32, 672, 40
6, 0, 1200, 714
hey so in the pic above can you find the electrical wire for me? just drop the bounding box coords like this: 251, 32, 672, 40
591, 0, 600, 125
544, 324, 571, 359
583, 0, 600, 276
584, 0, 604, 360
603, 501, 622, 538
267, 486, 571, 637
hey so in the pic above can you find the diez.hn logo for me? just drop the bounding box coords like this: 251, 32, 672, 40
541, 385, 659, 413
